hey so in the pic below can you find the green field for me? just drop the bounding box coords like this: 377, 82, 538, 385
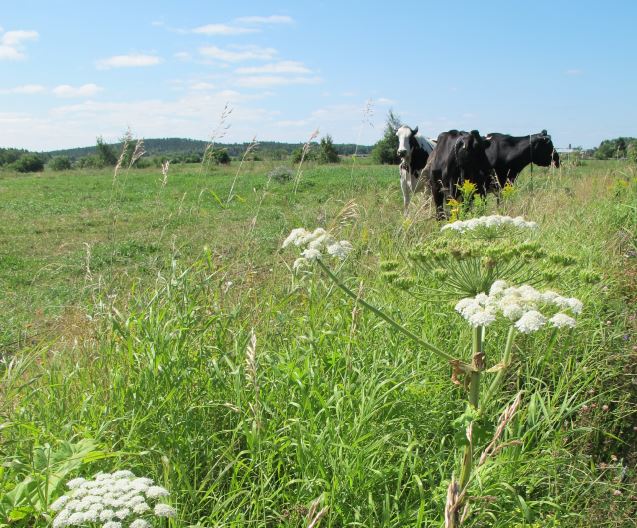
1, 158, 636, 527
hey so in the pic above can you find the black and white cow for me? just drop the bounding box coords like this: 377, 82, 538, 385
423, 130, 492, 218
485, 130, 560, 188
395, 125, 436, 214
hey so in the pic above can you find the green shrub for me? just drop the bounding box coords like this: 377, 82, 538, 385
48, 156, 72, 171
8, 154, 44, 173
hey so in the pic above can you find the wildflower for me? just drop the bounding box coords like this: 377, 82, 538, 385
132, 502, 151, 514
282, 228, 310, 248
327, 240, 354, 259
283, 227, 353, 268
154, 504, 176, 518
468, 309, 497, 327
550, 313, 576, 328
515, 310, 547, 333
66, 478, 87, 490
50, 496, 70, 511
454, 280, 582, 332
146, 486, 170, 499
53, 471, 174, 528
441, 215, 538, 234
301, 247, 322, 261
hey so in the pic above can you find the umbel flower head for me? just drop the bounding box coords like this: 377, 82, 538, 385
50, 471, 175, 528
441, 215, 538, 234
455, 280, 582, 332
282, 227, 353, 270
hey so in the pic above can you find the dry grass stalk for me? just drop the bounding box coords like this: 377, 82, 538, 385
478, 391, 523, 466
306, 497, 328, 528
226, 137, 258, 204
293, 128, 320, 195
114, 128, 133, 183
350, 98, 375, 182
161, 160, 170, 188
329, 199, 361, 231
128, 138, 146, 169
83, 243, 93, 282
201, 103, 232, 174
444, 476, 460, 528
245, 329, 261, 428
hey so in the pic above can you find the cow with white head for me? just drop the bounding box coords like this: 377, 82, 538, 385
395, 125, 436, 214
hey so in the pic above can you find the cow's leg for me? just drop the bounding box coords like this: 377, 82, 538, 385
400, 172, 411, 215
430, 169, 446, 219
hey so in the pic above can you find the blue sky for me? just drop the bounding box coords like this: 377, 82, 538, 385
1, 0, 635, 151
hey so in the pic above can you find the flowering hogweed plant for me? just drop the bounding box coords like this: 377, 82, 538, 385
50, 471, 175, 528
455, 280, 582, 332
441, 214, 539, 234
282, 227, 353, 270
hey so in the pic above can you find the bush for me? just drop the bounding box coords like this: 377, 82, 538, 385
9, 154, 44, 173
371, 110, 402, 165
48, 156, 72, 171
76, 155, 104, 169
268, 166, 294, 183
318, 134, 340, 164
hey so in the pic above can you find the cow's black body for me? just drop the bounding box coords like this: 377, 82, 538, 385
485, 130, 560, 187
424, 130, 492, 217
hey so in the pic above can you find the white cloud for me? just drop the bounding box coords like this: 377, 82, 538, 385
235, 60, 311, 75
96, 53, 162, 69
199, 45, 277, 62
190, 82, 216, 91
53, 83, 103, 98
376, 97, 395, 106
235, 15, 294, 25
0, 29, 38, 60
0, 84, 45, 94
565, 68, 583, 76
192, 24, 256, 35
235, 75, 322, 88
174, 51, 191, 61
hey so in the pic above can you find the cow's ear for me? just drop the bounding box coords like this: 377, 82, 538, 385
482, 139, 491, 148
412, 126, 418, 135
541, 129, 548, 135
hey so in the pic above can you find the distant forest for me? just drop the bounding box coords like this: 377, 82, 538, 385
46, 138, 373, 161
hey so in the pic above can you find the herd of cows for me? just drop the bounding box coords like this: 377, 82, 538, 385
395, 126, 560, 215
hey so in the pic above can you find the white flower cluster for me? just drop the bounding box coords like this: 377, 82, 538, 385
51, 471, 175, 528
455, 280, 582, 333
282, 227, 353, 270
441, 215, 538, 233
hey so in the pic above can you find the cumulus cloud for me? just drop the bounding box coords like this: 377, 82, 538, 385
174, 51, 191, 61
199, 45, 277, 62
96, 53, 162, 69
53, 83, 103, 98
235, 61, 311, 75
192, 23, 256, 35
0, 84, 45, 94
235, 15, 294, 25
0, 29, 38, 60
564, 68, 583, 76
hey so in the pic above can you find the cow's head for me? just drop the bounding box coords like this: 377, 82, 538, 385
454, 130, 492, 185
531, 130, 560, 168
396, 125, 418, 159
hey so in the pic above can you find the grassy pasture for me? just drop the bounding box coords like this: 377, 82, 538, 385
0, 157, 636, 527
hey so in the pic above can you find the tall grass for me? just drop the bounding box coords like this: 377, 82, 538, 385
1, 161, 636, 527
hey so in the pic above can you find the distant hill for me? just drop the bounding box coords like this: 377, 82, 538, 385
45, 137, 373, 160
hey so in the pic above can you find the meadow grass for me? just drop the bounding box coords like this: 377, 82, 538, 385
1, 158, 636, 527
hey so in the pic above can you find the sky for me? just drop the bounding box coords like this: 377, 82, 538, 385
1, 0, 636, 151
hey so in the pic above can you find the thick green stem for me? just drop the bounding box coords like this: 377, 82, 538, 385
317, 260, 468, 370
459, 326, 484, 493
484, 326, 516, 403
